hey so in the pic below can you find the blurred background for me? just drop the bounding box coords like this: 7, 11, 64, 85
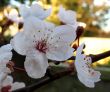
0, 0, 110, 92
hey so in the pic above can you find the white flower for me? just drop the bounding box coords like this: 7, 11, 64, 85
58, 6, 78, 29
23, 16, 55, 36
11, 21, 76, 78
1, 76, 25, 92
4, 8, 23, 23
19, 2, 52, 20
0, 44, 12, 65
75, 43, 101, 88
0, 44, 12, 87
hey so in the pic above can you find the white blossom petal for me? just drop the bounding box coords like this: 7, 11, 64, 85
46, 25, 76, 61
23, 16, 46, 35
78, 74, 95, 88
48, 25, 76, 45
11, 19, 55, 56
23, 16, 55, 41
19, 4, 30, 18
75, 44, 101, 88
24, 50, 49, 78
19, 3, 51, 20
0, 67, 11, 75
5, 8, 23, 23
76, 43, 85, 57
30, 3, 52, 20
2, 76, 13, 87
10, 32, 34, 55
43, 21, 55, 31
1, 75, 25, 91
0, 44, 12, 52
58, 6, 77, 25
10, 82, 25, 91
0, 52, 12, 65
46, 46, 74, 61
42, 7, 52, 19
0, 73, 8, 84
0, 44, 12, 65
5, 9, 18, 19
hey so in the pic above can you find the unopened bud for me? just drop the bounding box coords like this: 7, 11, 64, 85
72, 44, 78, 50
76, 26, 84, 40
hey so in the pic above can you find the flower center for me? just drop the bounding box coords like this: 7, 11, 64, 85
36, 40, 47, 53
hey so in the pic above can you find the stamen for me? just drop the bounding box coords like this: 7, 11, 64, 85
36, 40, 48, 53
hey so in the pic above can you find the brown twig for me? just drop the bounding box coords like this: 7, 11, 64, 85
12, 50, 110, 92
13, 67, 25, 72
68, 50, 110, 63
13, 68, 73, 92
90, 50, 110, 63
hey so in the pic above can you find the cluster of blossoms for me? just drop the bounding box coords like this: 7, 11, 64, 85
1, 1, 101, 91
0, 44, 25, 92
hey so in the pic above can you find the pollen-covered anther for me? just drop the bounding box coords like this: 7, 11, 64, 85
36, 40, 48, 53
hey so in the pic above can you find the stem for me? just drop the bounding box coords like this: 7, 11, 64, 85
12, 50, 110, 92
13, 67, 25, 72
68, 50, 110, 63
13, 68, 73, 92
78, 37, 80, 46
90, 50, 110, 63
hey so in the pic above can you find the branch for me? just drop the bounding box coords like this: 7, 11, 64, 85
68, 50, 110, 63
13, 68, 73, 92
12, 50, 110, 92
90, 50, 110, 63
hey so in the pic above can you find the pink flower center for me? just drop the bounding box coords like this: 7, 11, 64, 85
36, 40, 47, 53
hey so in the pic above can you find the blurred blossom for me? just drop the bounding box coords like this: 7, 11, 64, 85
4, 8, 23, 23
0, 44, 12, 90
94, 0, 110, 6
58, 6, 78, 29
1, 75, 25, 92
9, 23, 19, 36
0, 12, 3, 21
78, 22, 86, 28
10, 0, 21, 7
19, 2, 52, 20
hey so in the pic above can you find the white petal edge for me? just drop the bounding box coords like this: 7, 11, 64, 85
10, 82, 25, 91
0, 44, 12, 64
78, 74, 95, 88
2, 76, 13, 87
76, 43, 85, 57
58, 6, 77, 24
19, 4, 30, 18
10, 32, 33, 55
47, 25, 76, 45
30, 3, 52, 19
0, 44, 12, 52
24, 50, 49, 78
23, 16, 46, 35
46, 46, 74, 61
